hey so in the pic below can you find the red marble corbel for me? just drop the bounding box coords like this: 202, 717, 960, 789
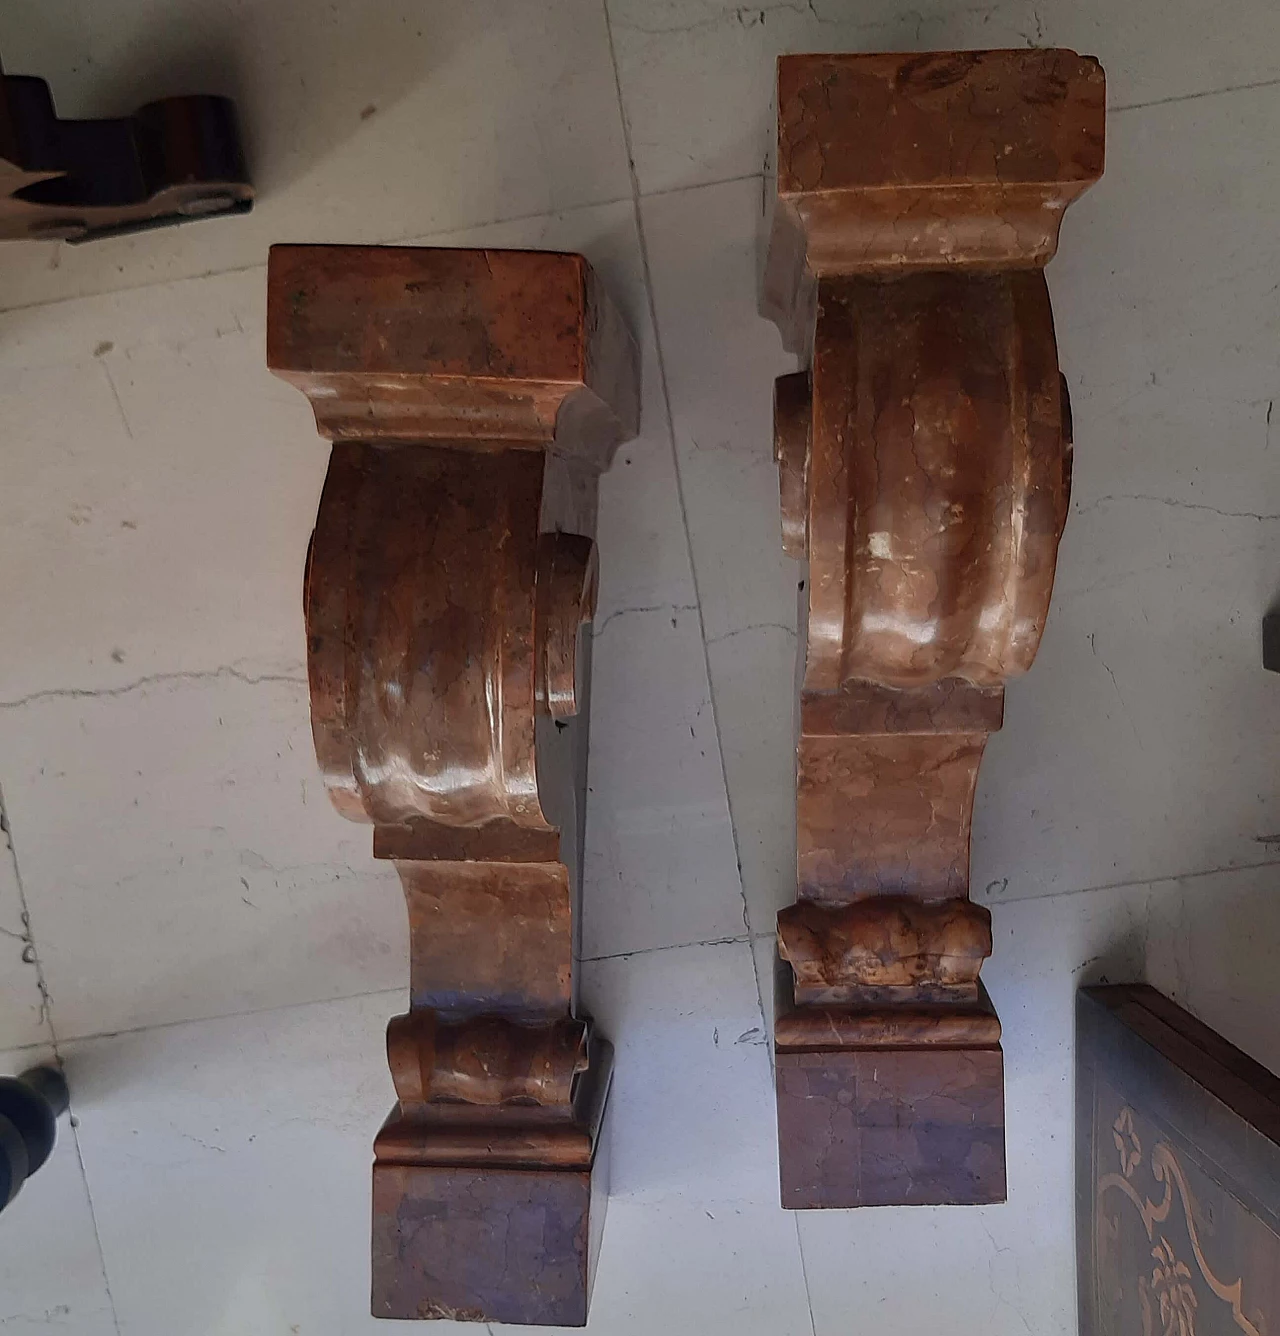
267, 245, 639, 1324
761, 50, 1105, 1208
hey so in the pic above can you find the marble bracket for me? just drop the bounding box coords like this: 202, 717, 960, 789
268, 244, 639, 1324
761, 49, 1105, 1209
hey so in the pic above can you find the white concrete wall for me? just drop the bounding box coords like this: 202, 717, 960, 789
0, 2, 1278, 1331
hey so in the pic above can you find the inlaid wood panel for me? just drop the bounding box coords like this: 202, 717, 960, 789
1078, 985, 1280, 1336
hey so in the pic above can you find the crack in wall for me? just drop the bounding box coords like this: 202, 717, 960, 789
706, 621, 797, 644
582, 931, 749, 963
0, 794, 53, 1039
602, 0, 770, 1078
0, 665, 308, 712
1077, 492, 1280, 522
591, 602, 698, 639
0, 786, 121, 1333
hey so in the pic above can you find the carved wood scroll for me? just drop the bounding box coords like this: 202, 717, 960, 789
761, 50, 1105, 1209
268, 245, 638, 1324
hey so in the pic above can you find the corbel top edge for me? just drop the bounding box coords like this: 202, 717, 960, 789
775, 49, 1105, 198
267, 245, 637, 415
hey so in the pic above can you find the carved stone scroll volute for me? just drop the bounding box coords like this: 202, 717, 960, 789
761, 50, 1105, 1208
268, 245, 639, 1324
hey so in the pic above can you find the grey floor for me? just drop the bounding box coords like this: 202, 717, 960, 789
0, 2, 1278, 1331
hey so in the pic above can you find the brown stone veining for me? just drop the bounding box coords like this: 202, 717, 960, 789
764, 49, 1106, 348
386, 1013, 589, 1109
762, 50, 1104, 1209
805, 271, 1070, 692
779, 897, 992, 998
268, 244, 638, 1324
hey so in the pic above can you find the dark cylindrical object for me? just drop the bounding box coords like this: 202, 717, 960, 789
0, 1065, 69, 1211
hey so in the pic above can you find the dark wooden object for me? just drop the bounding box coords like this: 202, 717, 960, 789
1077, 985, 1280, 1335
268, 245, 639, 1325
0, 58, 251, 242
1263, 610, 1280, 672
761, 50, 1106, 1209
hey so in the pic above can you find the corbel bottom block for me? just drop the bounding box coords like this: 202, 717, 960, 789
775, 981, 1005, 1208
775, 1049, 1004, 1209
371, 1002, 614, 1323
372, 1162, 607, 1325
372, 1045, 613, 1325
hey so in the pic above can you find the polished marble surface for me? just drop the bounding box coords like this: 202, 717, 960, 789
0, 5, 1277, 1330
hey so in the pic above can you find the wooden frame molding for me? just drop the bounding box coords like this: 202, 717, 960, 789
268, 245, 639, 1323
761, 50, 1105, 1209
